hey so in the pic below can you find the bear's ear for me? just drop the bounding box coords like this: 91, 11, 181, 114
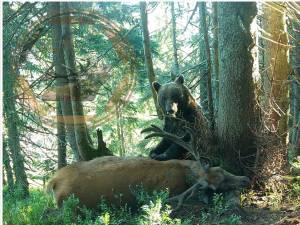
152, 81, 161, 92
175, 75, 184, 85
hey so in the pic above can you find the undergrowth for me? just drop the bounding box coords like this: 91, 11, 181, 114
199, 194, 242, 225
3, 187, 242, 225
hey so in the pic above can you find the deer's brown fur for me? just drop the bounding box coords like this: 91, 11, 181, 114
47, 156, 249, 209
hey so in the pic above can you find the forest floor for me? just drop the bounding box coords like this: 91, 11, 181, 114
171, 195, 300, 225
173, 180, 300, 225
242, 205, 300, 225
241, 190, 300, 225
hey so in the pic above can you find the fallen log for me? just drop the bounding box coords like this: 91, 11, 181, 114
46, 156, 249, 209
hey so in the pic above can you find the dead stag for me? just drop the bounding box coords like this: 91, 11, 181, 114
142, 124, 250, 210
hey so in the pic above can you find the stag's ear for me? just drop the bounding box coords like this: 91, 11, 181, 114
152, 81, 161, 92
175, 75, 184, 85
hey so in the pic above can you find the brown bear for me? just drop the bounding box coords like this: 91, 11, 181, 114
150, 75, 212, 161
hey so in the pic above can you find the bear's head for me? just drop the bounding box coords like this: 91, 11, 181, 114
153, 75, 195, 118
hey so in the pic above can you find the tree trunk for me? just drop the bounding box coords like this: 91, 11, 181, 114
212, 2, 219, 113
199, 2, 214, 132
48, 2, 81, 161
261, 3, 290, 142
291, 114, 300, 159
116, 103, 126, 156
288, 6, 300, 161
198, 4, 208, 116
3, 139, 14, 193
217, 3, 257, 175
3, 47, 29, 198
171, 2, 179, 80
140, 2, 163, 120
60, 2, 112, 160
57, 101, 67, 168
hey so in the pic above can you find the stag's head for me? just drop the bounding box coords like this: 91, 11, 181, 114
205, 167, 250, 191
187, 161, 250, 192
166, 161, 250, 210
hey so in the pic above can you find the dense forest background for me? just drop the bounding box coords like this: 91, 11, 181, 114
2, 2, 300, 225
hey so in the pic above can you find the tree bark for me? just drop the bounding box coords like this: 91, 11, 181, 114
171, 2, 179, 80
261, 3, 291, 142
217, 3, 257, 175
3, 47, 29, 198
3, 139, 14, 193
212, 2, 219, 112
60, 2, 112, 160
199, 2, 214, 132
288, 6, 300, 161
198, 4, 208, 116
57, 101, 67, 168
116, 103, 126, 156
48, 2, 80, 161
140, 2, 163, 120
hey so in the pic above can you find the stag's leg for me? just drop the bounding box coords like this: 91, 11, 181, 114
149, 138, 172, 159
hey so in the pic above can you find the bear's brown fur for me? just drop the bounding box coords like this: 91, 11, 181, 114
150, 75, 213, 160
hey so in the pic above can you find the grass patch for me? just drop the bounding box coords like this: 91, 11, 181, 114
4, 187, 244, 225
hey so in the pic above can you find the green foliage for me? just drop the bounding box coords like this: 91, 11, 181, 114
211, 193, 229, 215
285, 176, 300, 208
291, 181, 300, 196
199, 194, 242, 225
3, 189, 56, 225
290, 156, 300, 172
139, 199, 187, 225
4, 187, 246, 225
4, 188, 196, 225
132, 185, 169, 205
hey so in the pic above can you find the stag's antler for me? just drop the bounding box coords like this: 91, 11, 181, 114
141, 125, 195, 153
142, 124, 210, 210
142, 124, 200, 160
167, 179, 208, 210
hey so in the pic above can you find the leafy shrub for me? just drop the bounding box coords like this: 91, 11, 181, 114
131, 185, 169, 205
3, 189, 56, 225
4, 187, 243, 225
199, 193, 242, 225
290, 181, 300, 196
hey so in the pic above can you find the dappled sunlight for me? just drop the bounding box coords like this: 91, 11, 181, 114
3, 2, 300, 225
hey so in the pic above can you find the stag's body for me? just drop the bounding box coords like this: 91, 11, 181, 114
47, 156, 249, 209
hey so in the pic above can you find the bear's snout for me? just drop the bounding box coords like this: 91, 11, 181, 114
166, 102, 178, 117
